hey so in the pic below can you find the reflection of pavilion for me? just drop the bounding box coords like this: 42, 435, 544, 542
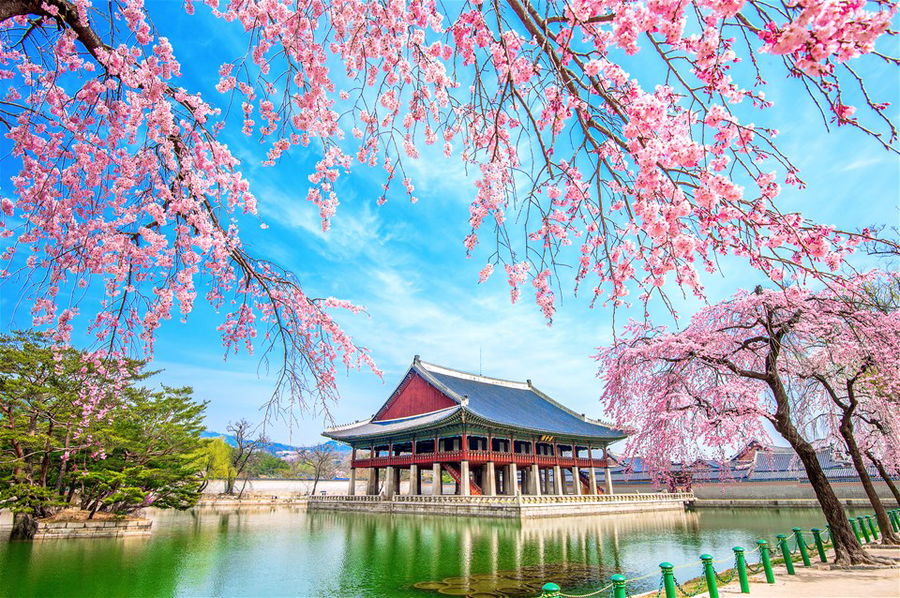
318, 357, 692, 517
312, 508, 702, 594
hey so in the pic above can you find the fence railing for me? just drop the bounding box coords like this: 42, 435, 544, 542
308, 492, 694, 505
538, 507, 900, 598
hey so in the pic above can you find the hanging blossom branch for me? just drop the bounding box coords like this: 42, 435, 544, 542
0, 0, 379, 416
0, 0, 896, 414
204, 0, 898, 316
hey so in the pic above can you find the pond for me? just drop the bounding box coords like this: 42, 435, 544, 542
0, 506, 844, 597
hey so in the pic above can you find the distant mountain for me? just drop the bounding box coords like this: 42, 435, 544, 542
201, 431, 351, 456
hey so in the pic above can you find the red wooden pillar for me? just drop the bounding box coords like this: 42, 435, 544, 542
461, 433, 468, 458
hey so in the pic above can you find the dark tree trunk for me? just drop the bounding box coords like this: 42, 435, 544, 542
757, 310, 875, 565
763, 332, 871, 564
770, 410, 871, 563
839, 422, 899, 544
10, 512, 37, 541
866, 450, 900, 508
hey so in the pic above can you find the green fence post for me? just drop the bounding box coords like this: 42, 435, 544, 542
850, 517, 863, 543
793, 527, 811, 566
660, 562, 677, 598
610, 574, 627, 598
865, 515, 879, 540
857, 516, 871, 543
700, 555, 719, 598
777, 534, 795, 575
811, 528, 827, 563
825, 525, 832, 545
891, 510, 900, 533
540, 582, 561, 597
757, 540, 775, 583
733, 547, 750, 594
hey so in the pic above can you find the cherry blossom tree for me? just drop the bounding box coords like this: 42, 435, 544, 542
1, 0, 897, 413
797, 285, 900, 544
596, 276, 900, 564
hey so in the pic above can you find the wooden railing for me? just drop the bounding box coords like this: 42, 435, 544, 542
352, 450, 609, 469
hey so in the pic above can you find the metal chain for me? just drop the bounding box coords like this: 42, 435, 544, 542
713, 562, 736, 585
746, 560, 764, 574
559, 583, 613, 598
673, 575, 704, 598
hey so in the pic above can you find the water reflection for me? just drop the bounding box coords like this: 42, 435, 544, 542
0, 507, 839, 597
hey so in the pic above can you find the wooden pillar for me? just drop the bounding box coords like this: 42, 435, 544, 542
588, 466, 598, 495
553, 465, 563, 495
432, 462, 442, 495
572, 465, 582, 495
460, 460, 470, 496
531, 464, 542, 496
348, 467, 357, 496
484, 461, 497, 496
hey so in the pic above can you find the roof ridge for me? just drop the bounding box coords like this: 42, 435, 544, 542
416, 358, 530, 390
323, 417, 373, 433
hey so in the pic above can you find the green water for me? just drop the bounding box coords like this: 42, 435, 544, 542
0, 506, 847, 597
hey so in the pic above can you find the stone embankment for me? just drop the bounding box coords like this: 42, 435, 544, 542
32, 519, 152, 540
307, 492, 694, 519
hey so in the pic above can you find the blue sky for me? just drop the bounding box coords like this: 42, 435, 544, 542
1, 3, 898, 446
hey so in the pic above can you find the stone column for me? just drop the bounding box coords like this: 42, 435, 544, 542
432, 462, 442, 495
460, 461, 471, 496
407, 464, 419, 495
553, 465, 563, 495
348, 467, 357, 496
531, 464, 542, 496
484, 462, 497, 496
572, 466, 582, 495
603, 445, 613, 494
588, 466, 598, 495
384, 466, 396, 497
367, 468, 379, 495
543, 468, 550, 494
508, 463, 519, 496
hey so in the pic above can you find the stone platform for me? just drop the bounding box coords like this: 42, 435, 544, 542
307, 492, 694, 518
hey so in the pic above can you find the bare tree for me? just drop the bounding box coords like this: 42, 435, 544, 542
296, 445, 338, 495
226, 419, 264, 497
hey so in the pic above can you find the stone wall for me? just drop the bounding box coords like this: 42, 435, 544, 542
32, 519, 152, 540
614, 480, 896, 502
306, 493, 693, 519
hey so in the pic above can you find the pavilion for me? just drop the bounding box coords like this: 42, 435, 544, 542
323, 357, 627, 498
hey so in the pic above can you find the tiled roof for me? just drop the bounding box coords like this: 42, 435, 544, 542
323, 358, 627, 443
417, 360, 626, 441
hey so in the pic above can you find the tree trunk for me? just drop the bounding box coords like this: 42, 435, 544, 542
839, 422, 899, 544
766, 377, 871, 564
866, 450, 900, 508
10, 512, 37, 540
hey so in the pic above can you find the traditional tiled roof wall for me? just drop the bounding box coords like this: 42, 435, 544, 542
610, 445, 881, 484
